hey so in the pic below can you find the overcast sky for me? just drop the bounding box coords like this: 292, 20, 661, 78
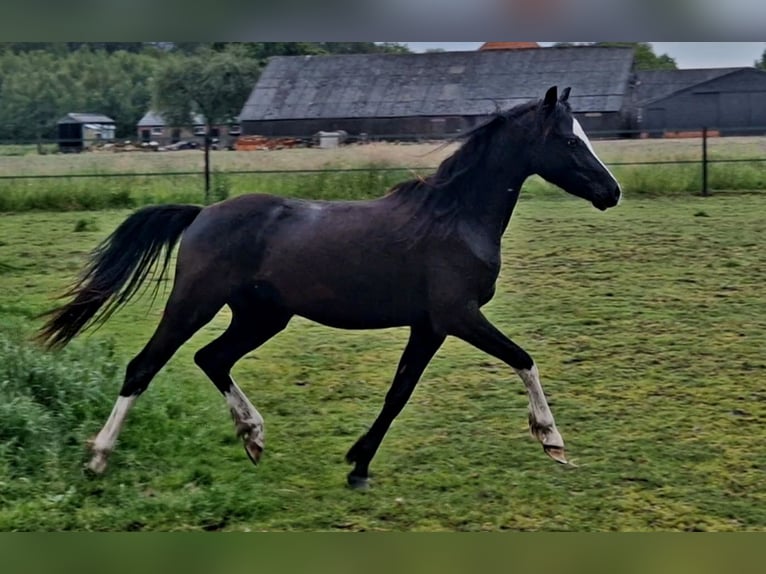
402, 42, 765, 69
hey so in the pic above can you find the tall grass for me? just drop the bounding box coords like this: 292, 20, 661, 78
0, 144, 57, 157
0, 333, 119, 477
0, 167, 413, 212
0, 158, 763, 213
709, 162, 766, 190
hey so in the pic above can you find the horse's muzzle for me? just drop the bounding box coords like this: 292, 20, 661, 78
593, 184, 621, 211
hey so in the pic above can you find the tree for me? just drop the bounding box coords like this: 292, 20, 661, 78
756, 48, 766, 70
0, 42, 149, 54
71, 47, 157, 137
595, 42, 677, 70
554, 42, 677, 70
152, 45, 261, 201
373, 43, 410, 54
169, 42, 411, 61
0, 46, 162, 145
0, 52, 72, 150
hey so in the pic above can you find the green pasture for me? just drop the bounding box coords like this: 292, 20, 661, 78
0, 190, 764, 531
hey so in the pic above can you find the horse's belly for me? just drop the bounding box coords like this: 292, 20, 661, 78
289, 287, 423, 329
296, 308, 406, 330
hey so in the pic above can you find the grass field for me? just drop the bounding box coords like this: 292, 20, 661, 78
0, 137, 765, 211
0, 190, 764, 531
1, 136, 764, 174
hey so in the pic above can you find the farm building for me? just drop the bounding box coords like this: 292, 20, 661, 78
635, 67, 766, 135
57, 113, 115, 153
238, 46, 638, 140
136, 111, 241, 146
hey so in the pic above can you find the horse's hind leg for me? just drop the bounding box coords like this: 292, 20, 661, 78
194, 299, 291, 465
87, 286, 224, 474
345, 322, 445, 489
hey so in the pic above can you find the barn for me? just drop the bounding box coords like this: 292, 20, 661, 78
239, 46, 637, 140
136, 111, 242, 147
57, 113, 115, 153
635, 67, 766, 135
136, 110, 207, 145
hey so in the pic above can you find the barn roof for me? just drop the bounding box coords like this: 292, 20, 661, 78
634, 68, 746, 105
57, 113, 114, 125
137, 110, 206, 127
480, 42, 540, 50
239, 46, 636, 122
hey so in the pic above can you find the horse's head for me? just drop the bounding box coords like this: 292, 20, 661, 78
529, 86, 621, 211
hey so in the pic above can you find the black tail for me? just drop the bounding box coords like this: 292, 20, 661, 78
36, 204, 203, 349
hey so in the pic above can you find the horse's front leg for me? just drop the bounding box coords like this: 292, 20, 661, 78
444, 303, 568, 464
514, 364, 567, 463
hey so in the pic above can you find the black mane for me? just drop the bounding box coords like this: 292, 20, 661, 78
389, 99, 540, 199
387, 99, 541, 238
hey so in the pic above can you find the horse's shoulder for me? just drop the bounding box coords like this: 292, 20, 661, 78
456, 219, 501, 273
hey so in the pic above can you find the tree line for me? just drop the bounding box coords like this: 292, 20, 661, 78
0, 42, 409, 144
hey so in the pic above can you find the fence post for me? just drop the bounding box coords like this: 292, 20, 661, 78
203, 131, 211, 203
701, 126, 709, 196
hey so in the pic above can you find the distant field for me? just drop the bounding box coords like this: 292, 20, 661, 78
0, 193, 764, 531
1, 136, 765, 175
0, 137, 764, 212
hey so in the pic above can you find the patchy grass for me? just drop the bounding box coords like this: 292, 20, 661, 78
0, 193, 764, 531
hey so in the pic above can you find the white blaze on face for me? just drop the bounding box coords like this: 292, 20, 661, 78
572, 118, 621, 202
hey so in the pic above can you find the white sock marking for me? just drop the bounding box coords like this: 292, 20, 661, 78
225, 383, 264, 446
91, 395, 136, 454
514, 364, 555, 429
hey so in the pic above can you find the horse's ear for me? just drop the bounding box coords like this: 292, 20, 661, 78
542, 86, 558, 115
560, 87, 571, 103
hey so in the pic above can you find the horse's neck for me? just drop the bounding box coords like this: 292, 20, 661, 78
461, 142, 529, 242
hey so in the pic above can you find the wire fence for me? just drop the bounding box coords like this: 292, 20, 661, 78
0, 127, 765, 199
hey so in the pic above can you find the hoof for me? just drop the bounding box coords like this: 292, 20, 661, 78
347, 473, 370, 491
236, 422, 264, 467
543, 444, 569, 465
244, 442, 263, 466
86, 452, 109, 475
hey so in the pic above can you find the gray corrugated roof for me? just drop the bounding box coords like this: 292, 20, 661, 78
137, 110, 206, 127
240, 46, 636, 121
58, 113, 115, 125
634, 68, 745, 105
137, 110, 165, 127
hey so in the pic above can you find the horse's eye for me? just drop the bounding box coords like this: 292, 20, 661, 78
567, 138, 578, 147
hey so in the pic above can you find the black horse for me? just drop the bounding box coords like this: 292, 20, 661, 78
38, 86, 621, 488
